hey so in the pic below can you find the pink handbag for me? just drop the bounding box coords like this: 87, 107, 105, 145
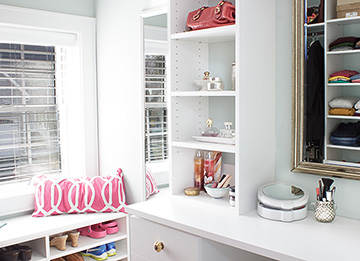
186, 1, 236, 31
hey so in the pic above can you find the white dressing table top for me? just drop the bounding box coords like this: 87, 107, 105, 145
127, 195, 360, 261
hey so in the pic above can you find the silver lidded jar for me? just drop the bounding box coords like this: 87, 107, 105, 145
207, 77, 224, 91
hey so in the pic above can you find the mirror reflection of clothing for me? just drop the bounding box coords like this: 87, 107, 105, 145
305, 40, 324, 162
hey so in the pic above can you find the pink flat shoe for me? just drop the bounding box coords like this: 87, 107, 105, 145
78, 225, 107, 239
99, 220, 119, 234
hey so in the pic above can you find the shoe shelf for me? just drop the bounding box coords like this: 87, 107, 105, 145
49, 232, 127, 260
82, 252, 127, 261
0, 212, 128, 261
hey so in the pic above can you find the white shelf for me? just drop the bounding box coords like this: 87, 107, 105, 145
305, 22, 324, 28
171, 25, 236, 43
192, 135, 235, 145
327, 115, 360, 120
83, 252, 127, 261
327, 49, 360, 55
31, 250, 45, 261
50, 232, 127, 259
171, 91, 236, 97
172, 140, 236, 153
327, 83, 360, 87
324, 159, 360, 168
327, 16, 360, 25
174, 192, 236, 215
304, 22, 324, 33
327, 144, 360, 151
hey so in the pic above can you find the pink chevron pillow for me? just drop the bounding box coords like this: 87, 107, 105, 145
146, 166, 159, 199
32, 168, 127, 217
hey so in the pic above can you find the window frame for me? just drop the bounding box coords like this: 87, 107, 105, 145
0, 5, 97, 217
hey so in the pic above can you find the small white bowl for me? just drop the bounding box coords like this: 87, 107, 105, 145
204, 183, 229, 199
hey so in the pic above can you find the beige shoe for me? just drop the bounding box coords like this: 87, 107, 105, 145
66, 231, 80, 248
50, 235, 68, 251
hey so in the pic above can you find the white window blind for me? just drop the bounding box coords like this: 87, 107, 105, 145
145, 54, 168, 162
0, 43, 61, 184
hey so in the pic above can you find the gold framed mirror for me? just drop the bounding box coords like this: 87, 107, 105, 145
292, 0, 360, 180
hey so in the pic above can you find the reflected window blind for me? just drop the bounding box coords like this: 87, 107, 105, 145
145, 54, 167, 162
0, 43, 61, 184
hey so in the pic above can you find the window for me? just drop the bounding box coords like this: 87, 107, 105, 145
145, 54, 168, 163
0, 43, 61, 184
0, 5, 96, 217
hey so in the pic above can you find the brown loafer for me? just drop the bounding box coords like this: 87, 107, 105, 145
63, 253, 84, 261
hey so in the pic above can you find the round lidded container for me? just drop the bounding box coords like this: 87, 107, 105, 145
257, 182, 309, 222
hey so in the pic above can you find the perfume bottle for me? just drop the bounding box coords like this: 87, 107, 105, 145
201, 119, 219, 137
194, 150, 204, 190
220, 122, 235, 138
203, 71, 210, 80
204, 151, 215, 186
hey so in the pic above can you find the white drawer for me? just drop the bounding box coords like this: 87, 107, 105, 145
130, 215, 200, 261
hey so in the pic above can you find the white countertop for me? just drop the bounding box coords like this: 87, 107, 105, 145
126, 195, 360, 261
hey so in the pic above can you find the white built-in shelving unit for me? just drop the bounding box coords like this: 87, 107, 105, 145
168, 0, 276, 215
317, 0, 360, 167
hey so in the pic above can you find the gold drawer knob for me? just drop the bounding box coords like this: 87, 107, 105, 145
154, 241, 165, 252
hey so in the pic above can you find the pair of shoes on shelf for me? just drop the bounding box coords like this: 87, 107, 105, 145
50, 231, 80, 251
0, 244, 32, 261
78, 221, 119, 239
51, 252, 84, 261
80, 243, 116, 261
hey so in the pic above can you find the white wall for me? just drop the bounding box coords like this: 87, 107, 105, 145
95, 0, 167, 204
275, 0, 360, 220
0, 0, 94, 17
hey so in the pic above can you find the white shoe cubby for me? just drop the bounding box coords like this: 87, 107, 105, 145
0, 212, 128, 261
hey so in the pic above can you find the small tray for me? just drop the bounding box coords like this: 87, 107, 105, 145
192, 135, 235, 145
193, 80, 209, 90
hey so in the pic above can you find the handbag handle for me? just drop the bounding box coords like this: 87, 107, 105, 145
193, 6, 208, 20
215, 0, 225, 14
193, 1, 226, 21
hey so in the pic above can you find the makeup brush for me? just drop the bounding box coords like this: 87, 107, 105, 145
321, 178, 334, 192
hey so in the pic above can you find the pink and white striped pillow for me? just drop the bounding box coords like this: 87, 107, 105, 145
32, 168, 127, 217
146, 167, 159, 199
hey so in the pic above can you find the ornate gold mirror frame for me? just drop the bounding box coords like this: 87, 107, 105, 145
291, 0, 360, 180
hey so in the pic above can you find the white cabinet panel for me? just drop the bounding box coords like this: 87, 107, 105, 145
130, 216, 200, 260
